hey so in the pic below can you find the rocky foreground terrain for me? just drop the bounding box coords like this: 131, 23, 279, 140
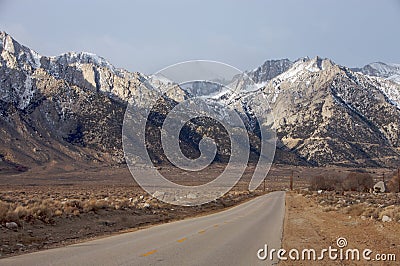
282, 192, 400, 265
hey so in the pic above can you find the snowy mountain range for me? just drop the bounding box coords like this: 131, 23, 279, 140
0, 31, 399, 171
352, 62, 400, 84
241, 57, 400, 166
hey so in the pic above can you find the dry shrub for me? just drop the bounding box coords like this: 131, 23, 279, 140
83, 199, 109, 212
66, 199, 83, 209
309, 174, 343, 191
118, 199, 131, 209
0, 201, 20, 223
310, 171, 374, 192
343, 204, 365, 216
342, 172, 373, 192
322, 206, 336, 212
1, 188, 151, 224
387, 172, 400, 193
13, 206, 29, 219
113, 198, 131, 210
95, 200, 109, 209
0, 201, 10, 222
300, 190, 313, 196
83, 199, 97, 212
64, 205, 78, 215
378, 205, 398, 220
394, 210, 400, 222
362, 207, 380, 219
30, 203, 54, 222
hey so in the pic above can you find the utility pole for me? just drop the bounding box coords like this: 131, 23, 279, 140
290, 170, 294, 191
398, 167, 400, 193
263, 179, 266, 192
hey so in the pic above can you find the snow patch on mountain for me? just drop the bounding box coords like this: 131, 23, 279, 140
50, 52, 116, 72
19, 75, 35, 109
353, 62, 400, 84
255, 81, 268, 89
368, 76, 400, 109
277, 57, 328, 82
3, 34, 15, 53
29, 49, 42, 69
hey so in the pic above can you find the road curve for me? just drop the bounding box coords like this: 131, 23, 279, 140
2, 191, 286, 266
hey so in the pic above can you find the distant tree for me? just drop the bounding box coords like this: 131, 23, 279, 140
387, 171, 400, 193
309, 171, 373, 192
309, 174, 343, 191
342, 172, 374, 192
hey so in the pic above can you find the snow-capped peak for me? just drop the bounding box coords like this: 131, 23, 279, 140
247, 58, 293, 84
50, 51, 116, 71
274, 56, 332, 83
0, 31, 42, 69
353, 62, 400, 84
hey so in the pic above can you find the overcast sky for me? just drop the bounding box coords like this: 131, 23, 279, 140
1, 0, 399, 74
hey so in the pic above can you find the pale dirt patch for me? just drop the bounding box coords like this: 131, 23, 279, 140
280, 192, 400, 265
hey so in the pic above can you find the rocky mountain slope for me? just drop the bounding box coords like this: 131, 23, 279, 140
0, 31, 147, 171
242, 57, 400, 166
353, 62, 400, 84
0, 31, 268, 171
0, 31, 399, 172
246, 58, 293, 85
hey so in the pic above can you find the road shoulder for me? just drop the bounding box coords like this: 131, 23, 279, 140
281, 192, 399, 265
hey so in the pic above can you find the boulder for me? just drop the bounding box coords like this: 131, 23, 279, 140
382, 215, 392, 222
373, 181, 386, 193
5, 222, 18, 230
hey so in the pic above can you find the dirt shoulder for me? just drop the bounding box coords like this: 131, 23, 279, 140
0, 186, 260, 258
281, 192, 400, 265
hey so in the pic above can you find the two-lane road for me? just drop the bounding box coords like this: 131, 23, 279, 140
2, 191, 285, 266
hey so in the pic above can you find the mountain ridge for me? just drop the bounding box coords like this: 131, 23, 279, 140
1, 31, 399, 172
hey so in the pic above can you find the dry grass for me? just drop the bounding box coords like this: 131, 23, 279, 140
0, 197, 135, 224
343, 204, 366, 216
361, 206, 381, 219
0, 185, 253, 226
0, 186, 146, 225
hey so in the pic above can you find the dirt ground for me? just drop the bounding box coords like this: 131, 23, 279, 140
0, 187, 257, 258
281, 192, 400, 265
1, 163, 397, 260
0, 163, 273, 258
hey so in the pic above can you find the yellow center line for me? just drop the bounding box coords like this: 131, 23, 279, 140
177, 237, 187, 243
198, 230, 206, 234
140, 249, 157, 257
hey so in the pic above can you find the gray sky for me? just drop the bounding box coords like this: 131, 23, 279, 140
1, 0, 399, 74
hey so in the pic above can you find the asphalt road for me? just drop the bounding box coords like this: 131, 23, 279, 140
1, 191, 286, 266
